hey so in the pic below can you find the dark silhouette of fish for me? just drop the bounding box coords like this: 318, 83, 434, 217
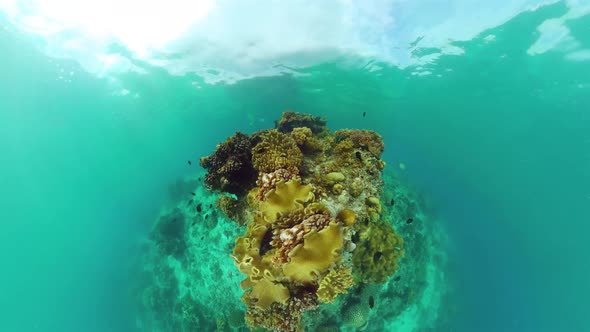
406, 218, 414, 224
191, 192, 196, 196
188, 160, 192, 165
187, 199, 193, 206
368, 296, 375, 309
394, 275, 401, 281
197, 204, 202, 212
390, 198, 395, 206
362, 111, 366, 117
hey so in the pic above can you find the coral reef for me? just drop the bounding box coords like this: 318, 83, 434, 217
200, 132, 257, 195
137, 111, 451, 332
198, 112, 404, 331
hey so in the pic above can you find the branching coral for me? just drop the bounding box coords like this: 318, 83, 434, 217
352, 221, 404, 284
317, 266, 355, 303
199, 132, 257, 195
291, 126, 313, 146
252, 130, 303, 173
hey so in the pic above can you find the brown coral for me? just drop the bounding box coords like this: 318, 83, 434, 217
334, 129, 385, 158
291, 126, 312, 146
252, 130, 303, 173
200, 132, 257, 195
244, 290, 319, 332
275, 111, 328, 135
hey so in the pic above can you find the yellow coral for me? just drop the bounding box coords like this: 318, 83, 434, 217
317, 266, 355, 303
291, 126, 312, 146
337, 209, 356, 226
252, 130, 303, 173
283, 222, 344, 283
232, 219, 278, 285
326, 172, 345, 183
260, 180, 314, 223
250, 278, 290, 309
352, 221, 404, 283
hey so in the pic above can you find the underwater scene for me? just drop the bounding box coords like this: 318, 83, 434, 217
1, 1, 589, 331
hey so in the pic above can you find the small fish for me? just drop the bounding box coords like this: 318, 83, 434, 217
209, 204, 213, 208
373, 252, 382, 262
394, 275, 401, 282
406, 218, 414, 224
205, 214, 209, 219
352, 232, 360, 243
390, 198, 395, 206
200, 236, 204, 240
188, 160, 192, 166
187, 199, 193, 206
197, 204, 202, 212
368, 296, 375, 309
362, 111, 366, 117
191, 192, 196, 196
355, 151, 362, 161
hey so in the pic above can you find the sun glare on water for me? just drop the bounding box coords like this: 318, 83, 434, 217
1, 0, 214, 56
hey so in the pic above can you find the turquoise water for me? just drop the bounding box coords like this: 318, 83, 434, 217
1, 1, 589, 331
